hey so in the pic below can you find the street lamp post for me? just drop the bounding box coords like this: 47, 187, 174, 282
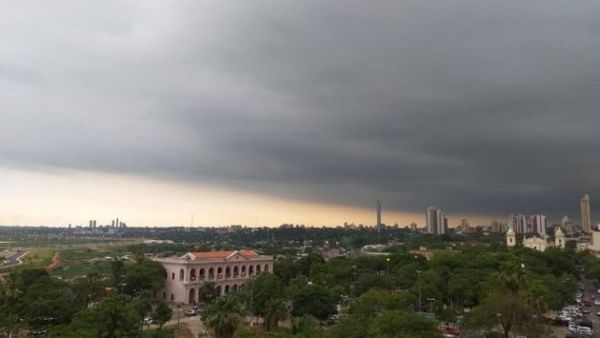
416, 270, 422, 313
177, 305, 181, 329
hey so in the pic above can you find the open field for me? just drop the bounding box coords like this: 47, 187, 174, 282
7, 248, 56, 273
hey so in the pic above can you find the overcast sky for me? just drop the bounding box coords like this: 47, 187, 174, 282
1, 1, 599, 226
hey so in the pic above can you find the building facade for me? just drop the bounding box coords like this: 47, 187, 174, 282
508, 212, 547, 235
153, 250, 273, 305
426, 207, 447, 235
505, 226, 565, 252
581, 194, 592, 232
529, 213, 547, 236
508, 213, 528, 234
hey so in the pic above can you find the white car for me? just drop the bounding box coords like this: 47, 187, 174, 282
594, 300, 600, 306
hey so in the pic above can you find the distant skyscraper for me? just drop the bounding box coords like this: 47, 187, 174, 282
508, 213, 528, 234
376, 200, 382, 230
426, 207, 446, 235
460, 219, 471, 233
529, 213, 547, 236
581, 194, 592, 232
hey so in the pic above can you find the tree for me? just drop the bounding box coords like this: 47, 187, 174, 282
67, 295, 143, 338
16, 280, 80, 328
249, 273, 285, 316
366, 311, 442, 338
72, 272, 106, 305
201, 295, 246, 338
264, 298, 290, 331
290, 284, 336, 320
200, 282, 219, 305
465, 291, 547, 338
152, 303, 173, 331
122, 260, 166, 296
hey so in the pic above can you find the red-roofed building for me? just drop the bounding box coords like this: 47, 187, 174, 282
153, 250, 273, 305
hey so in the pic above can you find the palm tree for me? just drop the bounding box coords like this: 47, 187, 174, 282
264, 298, 290, 331
201, 296, 245, 338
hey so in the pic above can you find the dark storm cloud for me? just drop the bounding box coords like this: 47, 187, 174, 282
1, 0, 600, 220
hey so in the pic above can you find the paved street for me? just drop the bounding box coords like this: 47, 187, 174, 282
0, 250, 28, 269
581, 278, 600, 338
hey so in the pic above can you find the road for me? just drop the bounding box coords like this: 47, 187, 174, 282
581, 278, 600, 338
0, 250, 28, 269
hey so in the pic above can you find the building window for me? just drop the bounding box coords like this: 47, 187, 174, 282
171, 293, 174, 301
199, 268, 205, 280
208, 267, 215, 280
264, 264, 269, 272
171, 272, 175, 280
190, 269, 196, 281
180, 269, 184, 281
163, 292, 166, 300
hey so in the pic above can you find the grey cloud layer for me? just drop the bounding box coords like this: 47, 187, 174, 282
1, 1, 600, 220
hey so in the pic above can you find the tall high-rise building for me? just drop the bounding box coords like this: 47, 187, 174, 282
376, 200, 382, 230
529, 213, 547, 236
460, 219, 471, 233
508, 213, 528, 234
581, 194, 592, 232
426, 207, 446, 235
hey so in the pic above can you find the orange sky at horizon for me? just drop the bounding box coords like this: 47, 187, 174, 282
0, 167, 495, 228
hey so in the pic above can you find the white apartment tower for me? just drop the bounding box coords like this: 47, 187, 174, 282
426, 207, 447, 235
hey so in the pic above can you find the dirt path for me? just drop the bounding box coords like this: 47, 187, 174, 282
48, 252, 61, 271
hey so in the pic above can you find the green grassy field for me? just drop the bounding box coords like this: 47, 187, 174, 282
51, 261, 113, 279
60, 248, 122, 261
7, 249, 56, 273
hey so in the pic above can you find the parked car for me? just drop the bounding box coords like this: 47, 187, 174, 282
185, 308, 199, 316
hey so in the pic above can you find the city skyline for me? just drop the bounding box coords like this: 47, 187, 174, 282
1, 1, 600, 226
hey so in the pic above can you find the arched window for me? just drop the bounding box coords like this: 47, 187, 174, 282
233, 266, 239, 278
225, 285, 230, 293
241, 265, 246, 277
225, 266, 231, 279
199, 268, 205, 280
249, 265, 254, 276
170, 293, 174, 301
216, 285, 222, 296
179, 269, 185, 281
171, 272, 175, 280
264, 264, 269, 272
190, 269, 197, 281
208, 268, 215, 280
256, 264, 261, 274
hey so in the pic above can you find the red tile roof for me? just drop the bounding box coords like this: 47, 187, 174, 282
190, 250, 258, 260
